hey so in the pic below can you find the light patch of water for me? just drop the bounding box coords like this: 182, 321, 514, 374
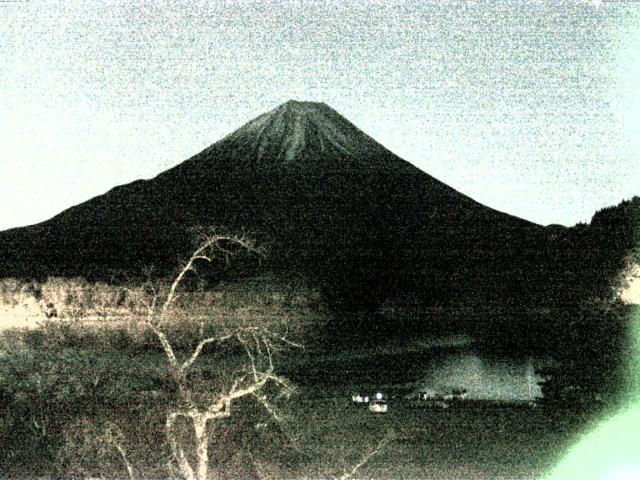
416, 350, 544, 401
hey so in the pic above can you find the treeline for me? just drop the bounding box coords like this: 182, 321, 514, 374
543, 196, 640, 307
536, 196, 640, 405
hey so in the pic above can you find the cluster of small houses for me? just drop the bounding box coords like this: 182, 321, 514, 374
351, 388, 469, 414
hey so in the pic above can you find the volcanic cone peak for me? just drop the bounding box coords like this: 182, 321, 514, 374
221, 100, 390, 164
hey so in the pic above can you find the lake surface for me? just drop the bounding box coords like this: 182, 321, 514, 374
284, 337, 547, 401
414, 346, 543, 400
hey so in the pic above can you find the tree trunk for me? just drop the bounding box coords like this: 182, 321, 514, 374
166, 413, 196, 480
193, 413, 209, 480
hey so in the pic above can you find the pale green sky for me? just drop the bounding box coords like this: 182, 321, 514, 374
1, 0, 639, 230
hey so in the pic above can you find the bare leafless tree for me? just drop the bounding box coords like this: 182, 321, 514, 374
142, 232, 301, 480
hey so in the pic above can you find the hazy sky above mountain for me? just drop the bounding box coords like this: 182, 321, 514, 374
1, 0, 639, 230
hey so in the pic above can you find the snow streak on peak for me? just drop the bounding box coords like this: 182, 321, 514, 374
223, 100, 385, 163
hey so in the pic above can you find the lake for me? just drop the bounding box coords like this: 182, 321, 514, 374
283, 336, 547, 401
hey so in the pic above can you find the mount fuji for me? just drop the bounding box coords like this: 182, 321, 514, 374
0, 101, 547, 309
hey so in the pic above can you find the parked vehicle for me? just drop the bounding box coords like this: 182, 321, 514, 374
369, 401, 388, 413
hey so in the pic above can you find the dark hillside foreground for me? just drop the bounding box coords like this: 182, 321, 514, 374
282, 397, 605, 480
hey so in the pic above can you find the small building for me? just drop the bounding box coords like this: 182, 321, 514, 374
352, 394, 370, 404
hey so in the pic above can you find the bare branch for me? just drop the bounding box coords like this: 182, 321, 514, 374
264, 340, 274, 372
156, 233, 263, 327
180, 334, 233, 373
225, 373, 248, 401
252, 332, 264, 359
191, 255, 213, 263
223, 370, 273, 404
146, 295, 157, 324
106, 427, 136, 480
335, 431, 395, 480
250, 324, 305, 350
148, 323, 179, 370
237, 334, 260, 382
253, 392, 285, 424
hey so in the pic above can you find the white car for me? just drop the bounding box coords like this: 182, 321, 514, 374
369, 401, 388, 413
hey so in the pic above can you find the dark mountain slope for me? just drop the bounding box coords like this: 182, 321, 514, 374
1, 101, 547, 309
